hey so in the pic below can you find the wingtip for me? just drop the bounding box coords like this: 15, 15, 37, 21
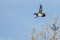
34, 13, 36, 15
40, 4, 42, 8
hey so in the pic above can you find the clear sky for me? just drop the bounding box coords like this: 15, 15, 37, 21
0, 0, 60, 40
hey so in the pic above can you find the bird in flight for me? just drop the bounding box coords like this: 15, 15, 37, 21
34, 4, 46, 18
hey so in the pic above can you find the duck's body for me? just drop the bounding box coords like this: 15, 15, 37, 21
34, 4, 46, 18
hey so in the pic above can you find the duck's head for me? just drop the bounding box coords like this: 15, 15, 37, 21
42, 13, 46, 17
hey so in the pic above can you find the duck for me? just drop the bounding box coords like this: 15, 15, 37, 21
34, 4, 46, 18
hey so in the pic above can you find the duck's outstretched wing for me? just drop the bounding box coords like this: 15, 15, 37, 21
39, 4, 43, 13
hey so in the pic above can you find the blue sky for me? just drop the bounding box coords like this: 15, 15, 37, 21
0, 0, 60, 40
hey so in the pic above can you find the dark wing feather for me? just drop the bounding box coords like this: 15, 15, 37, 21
39, 4, 43, 13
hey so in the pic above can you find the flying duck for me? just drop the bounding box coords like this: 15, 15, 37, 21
34, 4, 46, 18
